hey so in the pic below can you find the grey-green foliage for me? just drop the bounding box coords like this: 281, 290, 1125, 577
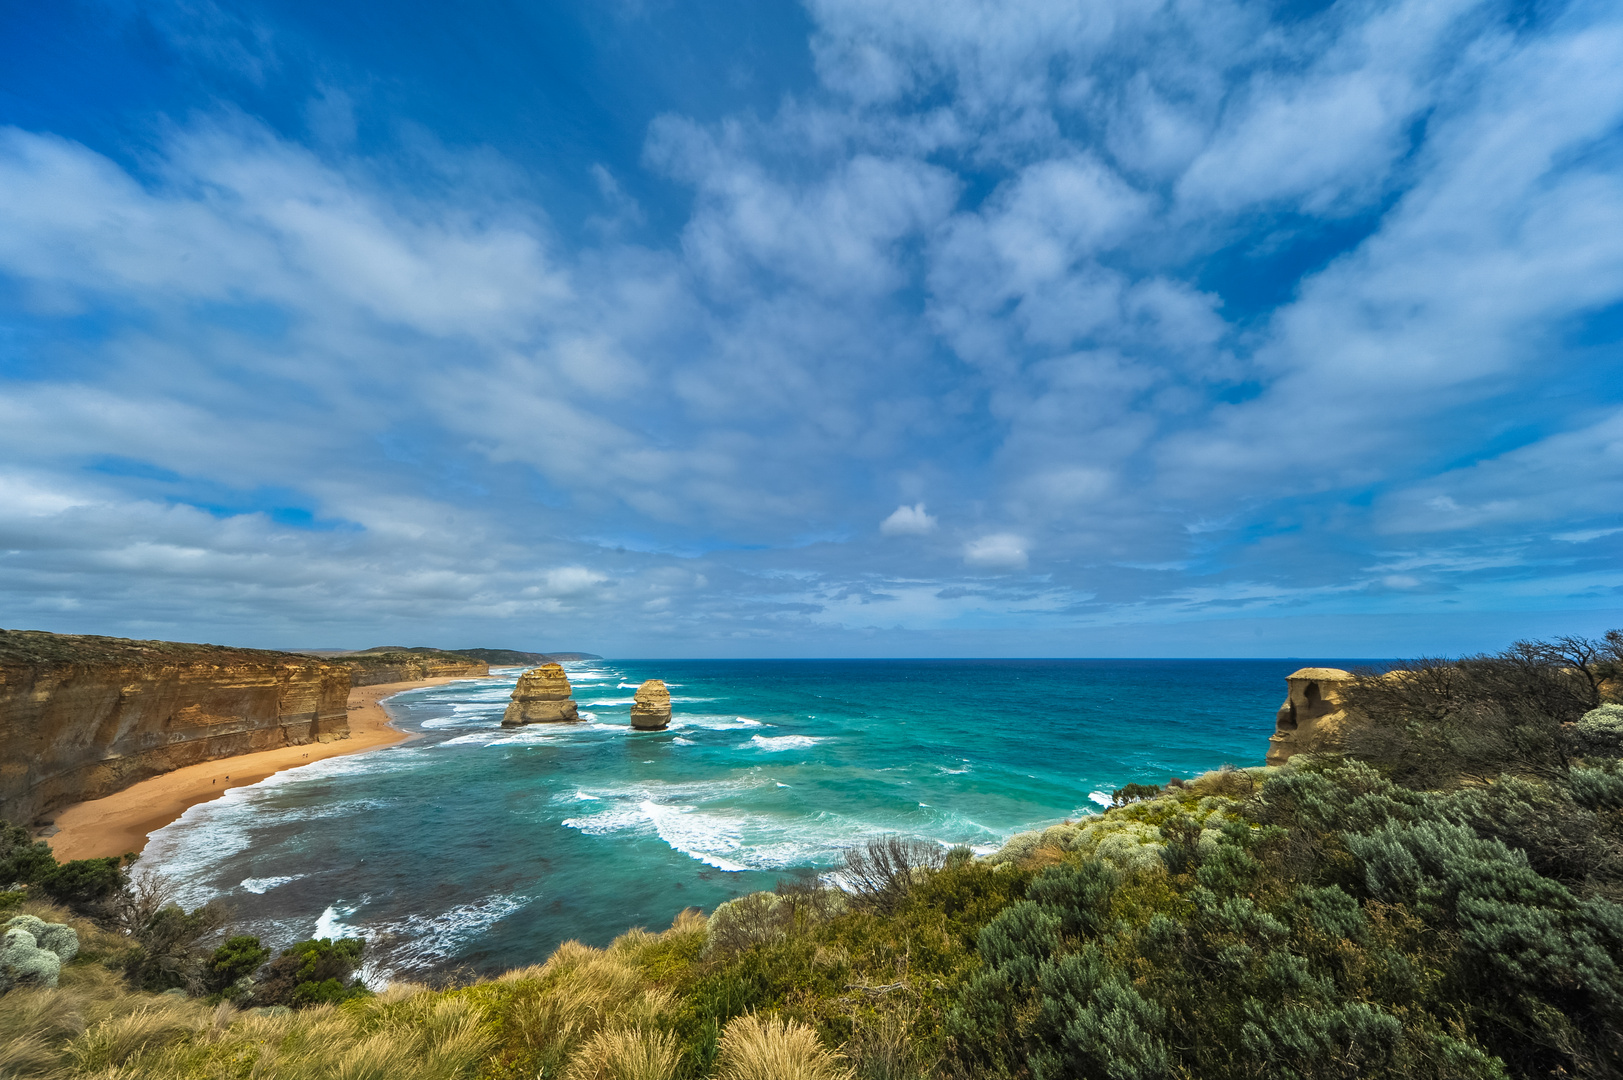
1345, 815, 1623, 1013
0, 926, 61, 992
1574, 704, 1623, 758
3, 914, 78, 963
1032, 945, 1169, 1080
1571, 759, 1623, 812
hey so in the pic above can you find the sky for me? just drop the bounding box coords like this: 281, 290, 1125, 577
0, 0, 1620, 658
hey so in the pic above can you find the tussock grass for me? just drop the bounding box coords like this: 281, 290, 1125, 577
565, 1027, 680, 1080
715, 1014, 853, 1080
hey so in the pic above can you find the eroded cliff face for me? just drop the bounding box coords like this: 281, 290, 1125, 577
0, 629, 351, 826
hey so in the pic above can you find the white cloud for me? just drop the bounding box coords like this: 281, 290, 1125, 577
964, 533, 1029, 569
542, 567, 609, 596
880, 503, 938, 535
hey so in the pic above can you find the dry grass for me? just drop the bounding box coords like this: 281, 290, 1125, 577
0, 903, 691, 1080
715, 1014, 853, 1080
565, 1027, 679, 1080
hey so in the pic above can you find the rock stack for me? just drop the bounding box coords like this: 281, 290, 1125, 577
1265, 667, 1354, 765
501, 663, 581, 727
629, 679, 672, 730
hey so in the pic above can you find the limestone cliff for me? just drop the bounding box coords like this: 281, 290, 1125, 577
0, 629, 350, 826
326, 649, 488, 687
630, 680, 672, 730
1265, 667, 1356, 766
501, 663, 581, 726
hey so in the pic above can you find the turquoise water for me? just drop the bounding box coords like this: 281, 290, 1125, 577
142, 658, 1350, 981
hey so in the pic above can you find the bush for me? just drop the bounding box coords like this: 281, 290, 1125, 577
253, 936, 369, 1008
0, 822, 55, 890
840, 837, 946, 913
207, 934, 270, 995
35, 855, 128, 907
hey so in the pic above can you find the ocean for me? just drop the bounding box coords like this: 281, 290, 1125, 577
140, 658, 1357, 982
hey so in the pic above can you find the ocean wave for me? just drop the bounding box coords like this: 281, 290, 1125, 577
746, 734, 821, 752
315, 894, 531, 983
1088, 791, 1112, 807
583, 698, 635, 706
672, 737, 696, 746
239, 875, 304, 894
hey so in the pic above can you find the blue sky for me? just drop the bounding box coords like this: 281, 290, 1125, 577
0, 0, 1620, 657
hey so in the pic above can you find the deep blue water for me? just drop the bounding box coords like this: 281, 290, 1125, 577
142, 658, 1358, 981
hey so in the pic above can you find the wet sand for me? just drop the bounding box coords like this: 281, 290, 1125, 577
47, 678, 472, 861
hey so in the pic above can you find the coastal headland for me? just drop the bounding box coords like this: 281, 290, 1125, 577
44, 676, 467, 861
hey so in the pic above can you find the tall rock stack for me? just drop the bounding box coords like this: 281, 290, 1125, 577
629, 679, 672, 730
501, 663, 581, 727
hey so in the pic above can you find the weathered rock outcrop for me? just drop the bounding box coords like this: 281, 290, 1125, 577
630, 680, 672, 730
501, 663, 580, 726
1266, 667, 1356, 766
0, 629, 350, 825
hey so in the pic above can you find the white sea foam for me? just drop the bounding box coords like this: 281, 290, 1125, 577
639, 801, 748, 871
747, 734, 820, 751
1088, 791, 1112, 807
672, 737, 696, 746
315, 902, 360, 941
312, 894, 530, 984
239, 875, 303, 894
584, 698, 635, 706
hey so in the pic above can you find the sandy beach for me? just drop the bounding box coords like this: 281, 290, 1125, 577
46, 677, 474, 862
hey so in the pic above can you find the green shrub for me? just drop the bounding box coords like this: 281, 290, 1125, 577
253, 936, 369, 1007
0, 821, 55, 889
207, 934, 270, 995
35, 855, 127, 907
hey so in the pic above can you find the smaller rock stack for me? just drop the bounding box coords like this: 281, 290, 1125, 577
501, 663, 581, 727
630, 679, 672, 730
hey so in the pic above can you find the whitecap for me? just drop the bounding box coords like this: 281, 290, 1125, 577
315, 902, 360, 940
1088, 791, 1112, 808
239, 875, 303, 894
672, 737, 696, 746
747, 734, 820, 752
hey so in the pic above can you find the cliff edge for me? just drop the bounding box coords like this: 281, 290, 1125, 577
0, 629, 351, 826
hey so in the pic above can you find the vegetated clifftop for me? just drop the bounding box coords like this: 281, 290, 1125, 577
0, 629, 350, 826
455, 648, 602, 666
321, 648, 489, 687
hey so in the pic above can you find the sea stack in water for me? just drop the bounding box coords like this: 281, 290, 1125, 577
1266, 668, 1355, 765
629, 679, 672, 730
501, 663, 581, 727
